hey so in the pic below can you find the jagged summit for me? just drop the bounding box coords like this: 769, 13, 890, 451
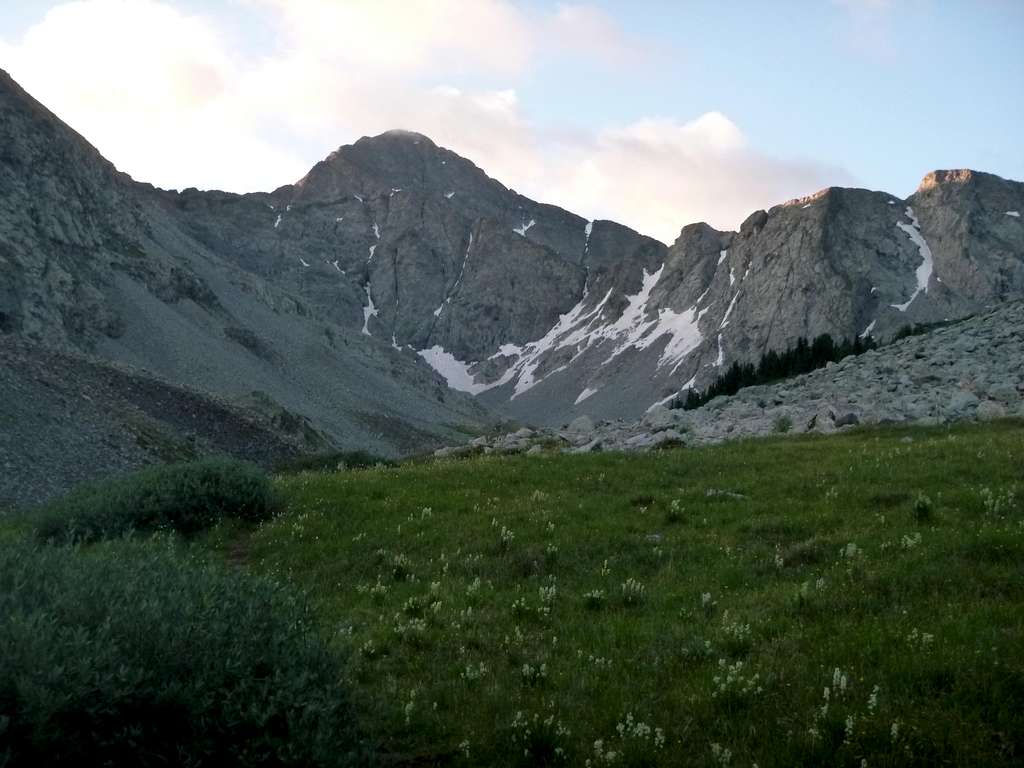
918, 168, 979, 190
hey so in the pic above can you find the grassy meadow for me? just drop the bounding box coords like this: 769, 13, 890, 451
198, 420, 1024, 766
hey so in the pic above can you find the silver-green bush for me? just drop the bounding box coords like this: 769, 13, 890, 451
33, 457, 280, 543
0, 539, 366, 766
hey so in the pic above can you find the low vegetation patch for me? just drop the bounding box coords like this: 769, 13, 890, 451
204, 420, 1023, 766
275, 450, 396, 474
0, 538, 363, 767
33, 457, 279, 543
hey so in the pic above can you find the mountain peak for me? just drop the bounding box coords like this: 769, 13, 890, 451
918, 169, 978, 192
377, 128, 434, 142
355, 129, 438, 150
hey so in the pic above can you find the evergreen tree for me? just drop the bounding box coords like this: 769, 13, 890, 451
673, 331, 878, 410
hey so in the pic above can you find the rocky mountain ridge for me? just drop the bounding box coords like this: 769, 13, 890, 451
2, 66, 1022, 487
155, 128, 1024, 428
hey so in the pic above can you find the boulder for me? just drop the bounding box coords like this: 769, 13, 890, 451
567, 415, 595, 434
947, 390, 980, 418
834, 411, 860, 428
652, 430, 684, 446
976, 400, 1006, 421
571, 438, 603, 454
642, 405, 678, 432
625, 433, 657, 449
987, 382, 1019, 404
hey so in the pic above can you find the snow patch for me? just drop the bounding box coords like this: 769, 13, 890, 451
298, 257, 310, 267
574, 387, 598, 405
511, 264, 708, 394
514, 219, 536, 237
491, 343, 524, 359
273, 214, 282, 229
373, 222, 380, 239
438, 262, 714, 400
718, 249, 728, 265
353, 194, 363, 203
433, 233, 473, 317
361, 284, 378, 336
335, 216, 344, 222
331, 260, 345, 274
1007, 210, 1020, 218
647, 304, 706, 374
368, 244, 377, 261
445, 191, 455, 199
801, 204, 812, 209
694, 283, 713, 307
646, 374, 698, 412
417, 346, 490, 395
720, 292, 740, 328
860, 319, 877, 339
890, 206, 934, 312
729, 268, 735, 287
714, 334, 725, 367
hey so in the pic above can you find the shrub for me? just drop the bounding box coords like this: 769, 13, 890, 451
275, 450, 395, 474
773, 415, 793, 434
33, 457, 280, 543
912, 492, 934, 522
0, 538, 365, 767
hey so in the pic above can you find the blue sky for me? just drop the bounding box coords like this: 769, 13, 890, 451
1, 1, 1021, 241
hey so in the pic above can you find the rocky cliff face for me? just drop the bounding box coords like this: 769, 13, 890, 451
2, 68, 1022, 456
0, 71, 492, 467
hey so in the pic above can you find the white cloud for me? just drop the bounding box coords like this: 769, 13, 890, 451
538, 115, 854, 242
1, 0, 852, 242
831, 0, 899, 59
1, 0, 306, 190
545, 4, 648, 65
252, 0, 536, 76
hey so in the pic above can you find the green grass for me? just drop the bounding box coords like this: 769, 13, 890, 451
197, 420, 1024, 767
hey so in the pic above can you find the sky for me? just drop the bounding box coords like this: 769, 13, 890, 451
1, 0, 1021, 243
